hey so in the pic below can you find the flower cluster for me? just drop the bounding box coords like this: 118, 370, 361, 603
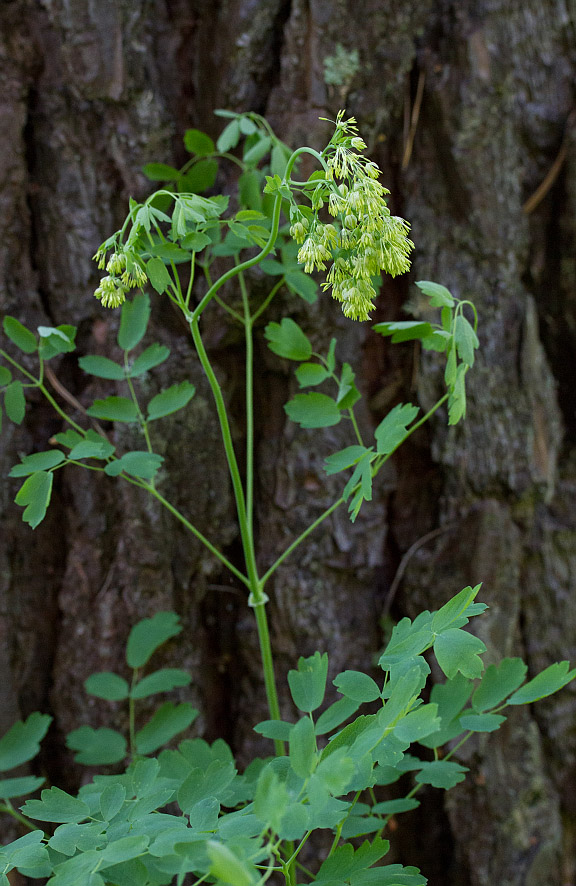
92, 248, 148, 309
294, 113, 414, 321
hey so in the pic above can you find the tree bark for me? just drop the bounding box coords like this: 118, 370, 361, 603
1, 1, 575, 883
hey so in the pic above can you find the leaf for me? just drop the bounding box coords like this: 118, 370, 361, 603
0, 776, 45, 800
216, 119, 241, 153
100, 783, 126, 821
2, 316, 37, 353
434, 629, 487, 680
14, 471, 53, 529
285, 270, 318, 304
431, 584, 483, 634
285, 393, 341, 428
394, 703, 440, 743
459, 712, 506, 732
135, 702, 198, 755
105, 451, 164, 480
253, 719, 294, 741
131, 668, 192, 699
371, 798, 420, 815
129, 343, 170, 377
87, 397, 138, 422
180, 159, 219, 193
142, 162, 181, 181
38, 325, 77, 360
289, 716, 317, 778
507, 661, 576, 705
9, 450, 66, 477
444, 341, 457, 387
4, 381, 26, 424
378, 616, 433, 671
99, 835, 150, 869
421, 330, 452, 353
66, 726, 127, 765
184, 129, 215, 156
415, 760, 468, 789
264, 318, 312, 361
418, 672, 473, 748
448, 364, 467, 425
118, 293, 151, 351
337, 363, 361, 410
324, 445, 371, 475
207, 840, 256, 886
271, 141, 291, 177
372, 321, 434, 343
243, 135, 272, 166
69, 439, 115, 460
78, 355, 125, 380
0, 366, 12, 386
0, 713, 51, 772
180, 231, 212, 252
454, 315, 479, 366
147, 380, 196, 420
315, 697, 360, 736
126, 611, 183, 668
333, 671, 381, 703
295, 363, 330, 387
21, 786, 91, 823
84, 672, 130, 701
287, 652, 329, 713
146, 258, 173, 294
178, 760, 235, 812
375, 403, 420, 455
472, 658, 528, 712
415, 280, 455, 307
254, 766, 289, 833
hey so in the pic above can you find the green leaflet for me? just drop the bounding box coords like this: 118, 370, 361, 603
14, 471, 53, 528
264, 318, 312, 361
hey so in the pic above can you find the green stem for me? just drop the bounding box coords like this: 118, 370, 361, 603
0, 801, 40, 832
189, 317, 283, 743
129, 668, 138, 756
263, 393, 450, 586
124, 354, 154, 456
348, 407, 364, 446
191, 196, 283, 321
239, 271, 254, 528
261, 498, 344, 587
144, 484, 250, 587
250, 278, 285, 325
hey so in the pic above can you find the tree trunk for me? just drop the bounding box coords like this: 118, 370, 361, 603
1, 1, 575, 883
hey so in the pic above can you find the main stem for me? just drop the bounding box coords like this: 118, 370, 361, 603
189, 316, 283, 750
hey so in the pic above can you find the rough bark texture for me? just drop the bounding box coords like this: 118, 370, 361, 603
1, 1, 575, 884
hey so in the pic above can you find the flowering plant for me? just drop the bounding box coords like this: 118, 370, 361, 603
0, 112, 573, 886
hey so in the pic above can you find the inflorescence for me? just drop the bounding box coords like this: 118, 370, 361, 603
291, 112, 414, 321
